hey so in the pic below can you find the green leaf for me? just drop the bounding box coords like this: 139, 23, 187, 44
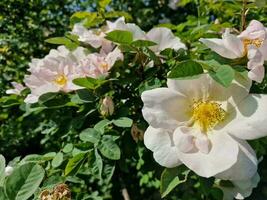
70, 12, 98, 28
104, 11, 132, 21
79, 128, 101, 144
209, 66, 234, 87
168, 60, 204, 79
51, 152, 63, 168
0, 187, 7, 200
73, 77, 108, 90
113, 117, 133, 128
98, 136, 121, 160
105, 30, 133, 44
88, 149, 103, 180
45, 37, 71, 45
131, 40, 157, 47
65, 153, 87, 176
63, 143, 74, 153
94, 119, 112, 134
160, 168, 189, 198
5, 163, 45, 200
98, 0, 112, 8
0, 155, 5, 187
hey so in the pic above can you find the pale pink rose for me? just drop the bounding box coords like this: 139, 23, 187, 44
77, 47, 123, 78
71, 24, 114, 54
24, 46, 83, 104
6, 82, 26, 95
200, 20, 267, 83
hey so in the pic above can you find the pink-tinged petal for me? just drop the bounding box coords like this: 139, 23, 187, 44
24, 94, 39, 104
227, 94, 267, 140
146, 27, 186, 53
175, 131, 239, 178
195, 135, 211, 154
105, 47, 123, 69
141, 88, 190, 129
248, 65, 265, 83
199, 38, 241, 59
222, 29, 244, 57
216, 137, 257, 181
259, 40, 267, 60
144, 126, 182, 168
247, 46, 264, 69
239, 20, 266, 40
173, 127, 195, 153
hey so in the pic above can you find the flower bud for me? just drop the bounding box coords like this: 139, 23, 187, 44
100, 96, 114, 116
5, 166, 14, 176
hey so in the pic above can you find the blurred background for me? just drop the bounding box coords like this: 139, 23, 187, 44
1, 0, 267, 199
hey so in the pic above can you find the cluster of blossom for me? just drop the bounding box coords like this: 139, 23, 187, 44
142, 20, 267, 200
7, 17, 186, 104
6, 18, 267, 199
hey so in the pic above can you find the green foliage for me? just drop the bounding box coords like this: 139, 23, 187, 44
105, 30, 134, 44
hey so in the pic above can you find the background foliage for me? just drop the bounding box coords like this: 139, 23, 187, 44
1, 0, 267, 199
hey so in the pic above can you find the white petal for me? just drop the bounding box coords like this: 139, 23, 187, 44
216, 137, 257, 181
24, 94, 39, 104
223, 30, 244, 57
144, 126, 182, 168
195, 136, 211, 154
239, 20, 266, 40
227, 94, 267, 140
174, 130, 239, 178
173, 127, 195, 153
199, 38, 241, 59
248, 65, 265, 83
141, 88, 190, 129
259, 40, 267, 60
146, 27, 186, 53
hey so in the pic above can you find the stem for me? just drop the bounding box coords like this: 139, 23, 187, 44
195, 0, 201, 26
241, 0, 247, 31
122, 188, 131, 200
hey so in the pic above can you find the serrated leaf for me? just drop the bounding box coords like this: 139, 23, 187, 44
79, 128, 101, 144
168, 60, 203, 79
105, 30, 133, 44
5, 163, 45, 200
73, 77, 108, 90
51, 152, 63, 168
65, 153, 87, 176
94, 119, 112, 134
113, 117, 133, 127
98, 136, 121, 160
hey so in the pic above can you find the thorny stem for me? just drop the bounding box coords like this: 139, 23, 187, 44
241, 0, 248, 31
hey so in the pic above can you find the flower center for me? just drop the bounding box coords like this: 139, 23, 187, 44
243, 38, 263, 54
100, 62, 109, 71
192, 100, 226, 132
54, 74, 67, 86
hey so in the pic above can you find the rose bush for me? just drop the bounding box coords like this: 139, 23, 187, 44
1, 0, 267, 200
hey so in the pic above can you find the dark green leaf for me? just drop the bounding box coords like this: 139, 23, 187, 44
131, 40, 157, 47
168, 60, 203, 79
65, 152, 87, 176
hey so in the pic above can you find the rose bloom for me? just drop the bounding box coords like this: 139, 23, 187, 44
24, 46, 83, 103
200, 20, 267, 83
219, 172, 259, 200
141, 73, 267, 181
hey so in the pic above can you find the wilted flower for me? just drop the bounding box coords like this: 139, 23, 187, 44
219, 173, 260, 200
131, 123, 144, 142
6, 82, 26, 95
200, 20, 267, 82
142, 73, 267, 180
24, 46, 83, 103
53, 184, 71, 200
100, 96, 115, 116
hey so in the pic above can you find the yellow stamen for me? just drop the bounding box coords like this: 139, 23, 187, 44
100, 62, 109, 71
243, 38, 263, 54
54, 74, 67, 86
192, 100, 226, 133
